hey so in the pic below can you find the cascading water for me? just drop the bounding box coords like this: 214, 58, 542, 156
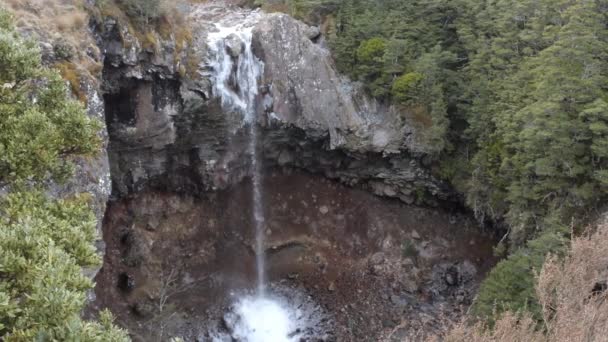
207, 11, 267, 296
206, 9, 319, 342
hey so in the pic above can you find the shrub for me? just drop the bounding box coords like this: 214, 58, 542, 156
355, 37, 388, 97
437, 222, 608, 341
356, 37, 386, 64
392, 72, 424, 104
120, 0, 164, 26
0, 12, 100, 186
0, 192, 129, 341
471, 227, 569, 323
0, 10, 129, 341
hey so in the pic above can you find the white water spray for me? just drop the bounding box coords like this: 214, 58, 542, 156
227, 296, 295, 342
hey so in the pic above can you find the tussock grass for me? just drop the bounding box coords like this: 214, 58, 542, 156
435, 222, 608, 342
2, 0, 102, 102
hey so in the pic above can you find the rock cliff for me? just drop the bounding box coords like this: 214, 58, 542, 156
97, 0, 453, 205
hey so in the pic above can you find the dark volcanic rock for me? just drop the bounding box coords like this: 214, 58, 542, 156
92, 2, 453, 205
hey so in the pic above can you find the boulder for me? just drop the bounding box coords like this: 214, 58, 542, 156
252, 14, 404, 152
225, 33, 243, 57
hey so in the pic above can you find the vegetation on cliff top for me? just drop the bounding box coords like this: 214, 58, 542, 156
258, 0, 608, 328
0, 10, 128, 340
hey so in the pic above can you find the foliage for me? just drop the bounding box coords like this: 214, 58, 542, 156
327, 0, 461, 150
0, 10, 128, 341
439, 222, 608, 341
0, 12, 101, 186
355, 37, 389, 97
271, 0, 608, 325
472, 226, 569, 322
0, 192, 128, 341
392, 72, 423, 104
118, 0, 165, 26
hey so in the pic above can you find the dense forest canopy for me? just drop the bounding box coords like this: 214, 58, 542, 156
259, 0, 608, 322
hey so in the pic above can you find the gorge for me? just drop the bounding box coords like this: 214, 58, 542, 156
0, 0, 500, 341
3, 0, 608, 340
84, 1, 496, 340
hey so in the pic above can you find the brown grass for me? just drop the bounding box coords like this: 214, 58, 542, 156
54, 61, 87, 104
436, 222, 608, 342
56, 11, 87, 32
3, 0, 104, 94
409, 104, 433, 128
261, 3, 290, 13
4, 0, 89, 41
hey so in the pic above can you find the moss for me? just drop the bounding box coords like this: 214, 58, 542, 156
401, 240, 419, 260
180, 51, 201, 80
414, 186, 426, 204
174, 26, 193, 54
54, 61, 87, 104
262, 3, 291, 13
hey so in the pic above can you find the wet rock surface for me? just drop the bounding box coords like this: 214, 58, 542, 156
89, 171, 496, 341
96, 1, 452, 205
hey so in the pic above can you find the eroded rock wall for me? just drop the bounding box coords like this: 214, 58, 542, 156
95, 0, 453, 205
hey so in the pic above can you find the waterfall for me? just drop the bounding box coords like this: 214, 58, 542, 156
207, 12, 267, 295
204, 8, 325, 341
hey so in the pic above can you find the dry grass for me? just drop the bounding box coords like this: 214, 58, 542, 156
55, 11, 87, 32
3, 0, 93, 50
261, 3, 290, 13
2, 0, 103, 100
436, 223, 608, 342
54, 61, 87, 103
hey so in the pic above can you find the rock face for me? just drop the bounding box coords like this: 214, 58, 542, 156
91, 172, 495, 341
95, 0, 452, 205
253, 13, 403, 153
83, 3, 495, 340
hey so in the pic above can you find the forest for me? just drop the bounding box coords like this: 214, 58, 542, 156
1, 0, 607, 339
262, 0, 608, 324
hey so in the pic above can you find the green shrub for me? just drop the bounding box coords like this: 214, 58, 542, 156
392, 72, 424, 104
0, 192, 129, 340
472, 227, 569, 323
356, 37, 386, 64
0, 12, 101, 186
0, 10, 128, 341
119, 0, 164, 26
354, 37, 389, 97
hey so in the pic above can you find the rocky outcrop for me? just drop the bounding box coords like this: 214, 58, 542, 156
253, 13, 404, 153
250, 12, 451, 204
94, 1, 452, 205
